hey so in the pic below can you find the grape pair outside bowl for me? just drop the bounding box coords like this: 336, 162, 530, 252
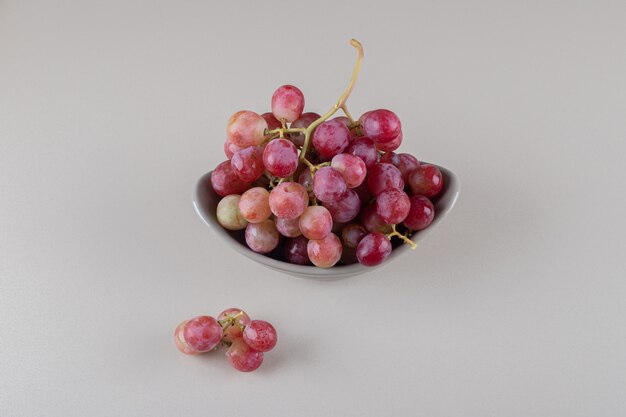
193, 164, 459, 280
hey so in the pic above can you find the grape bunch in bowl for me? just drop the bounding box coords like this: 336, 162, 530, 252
202, 40, 457, 274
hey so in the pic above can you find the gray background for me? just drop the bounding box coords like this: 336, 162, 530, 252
2, 1, 626, 416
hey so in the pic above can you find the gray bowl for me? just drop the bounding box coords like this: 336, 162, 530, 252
193, 164, 460, 280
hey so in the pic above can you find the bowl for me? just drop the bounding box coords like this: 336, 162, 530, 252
193, 164, 460, 280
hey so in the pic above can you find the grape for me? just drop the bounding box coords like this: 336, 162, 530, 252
274, 216, 302, 237
217, 194, 248, 230
268, 182, 309, 219
243, 320, 278, 352
380, 152, 420, 182
299, 205, 332, 240
211, 161, 252, 197
323, 189, 360, 223
227, 110, 268, 147
217, 308, 251, 342
407, 164, 444, 198
231, 146, 265, 182
182, 316, 222, 352
297, 168, 314, 195
341, 223, 368, 248
356, 232, 392, 266
263, 138, 298, 178
311, 119, 350, 159
312, 166, 347, 203
245, 219, 280, 253
330, 153, 366, 188
404, 195, 435, 230
290, 112, 320, 147
376, 131, 402, 152
340, 246, 359, 265
353, 180, 372, 205
238, 187, 272, 224
346, 137, 379, 169
271, 85, 305, 123
224, 138, 244, 159
261, 112, 282, 131
375, 189, 410, 224
284, 235, 311, 265
360, 109, 401, 144
226, 338, 264, 372
367, 163, 404, 196
174, 320, 197, 355
361, 203, 392, 234
307, 233, 342, 268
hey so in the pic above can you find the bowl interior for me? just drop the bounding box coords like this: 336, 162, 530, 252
193, 163, 460, 279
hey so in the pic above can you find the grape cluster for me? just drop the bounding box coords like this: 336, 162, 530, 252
210, 40, 443, 269
175, 308, 277, 372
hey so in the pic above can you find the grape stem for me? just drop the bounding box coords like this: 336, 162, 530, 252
386, 224, 417, 249
298, 39, 364, 162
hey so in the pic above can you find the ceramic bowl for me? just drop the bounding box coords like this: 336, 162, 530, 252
193, 164, 459, 280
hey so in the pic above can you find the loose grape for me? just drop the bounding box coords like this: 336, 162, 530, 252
290, 112, 320, 147
284, 236, 311, 265
360, 109, 401, 144
356, 232, 392, 266
361, 203, 393, 234
211, 161, 252, 197
182, 316, 222, 352
238, 187, 272, 224
174, 320, 198, 355
380, 152, 420, 182
226, 338, 264, 372
217, 194, 248, 230
263, 138, 298, 178
268, 182, 309, 219
404, 195, 435, 230
231, 146, 265, 182
323, 189, 361, 223
307, 233, 342, 268
312, 166, 347, 203
271, 85, 305, 123
243, 320, 278, 352
341, 223, 368, 248
367, 163, 404, 196
274, 216, 302, 238
331, 153, 366, 188
227, 110, 268, 147
217, 308, 251, 343
312, 119, 350, 159
407, 164, 444, 198
375, 189, 411, 224
245, 219, 280, 253
299, 206, 333, 240
346, 137, 379, 169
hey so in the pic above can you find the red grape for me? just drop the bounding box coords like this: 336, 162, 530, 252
346, 137, 379, 169
261, 112, 282, 131
353, 180, 372, 205
227, 110, 268, 147
274, 216, 302, 237
217, 308, 251, 342
404, 195, 435, 230
360, 109, 401, 144
380, 152, 420, 182
238, 187, 271, 223
226, 338, 264, 372
217, 194, 248, 230
211, 161, 252, 197
284, 235, 311, 265
367, 163, 404, 196
312, 119, 350, 159
297, 168, 314, 195
268, 182, 309, 219
331, 153, 366, 188
376, 131, 402, 152
307, 233, 342, 268
182, 316, 222, 352
375, 189, 410, 224
356, 232, 392, 266
361, 203, 392, 234
407, 164, 444, 198
231, 146, 265, 182
299, 205, 332, 240
224, 137, 244, 159
243, 320, 277, 352
174, 320, 197, 355
290, 112, 320, 147
341, 223, 368, 248
263, 138, 298, 178
245, 219, 280, 253
272, 85, 305, 123
323, 189, 361, 223
312, 166, 347, 203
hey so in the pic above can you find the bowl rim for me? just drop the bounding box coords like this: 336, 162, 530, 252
192, 162, 460, 279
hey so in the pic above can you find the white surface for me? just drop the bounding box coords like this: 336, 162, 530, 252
1, 1, 626, 416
